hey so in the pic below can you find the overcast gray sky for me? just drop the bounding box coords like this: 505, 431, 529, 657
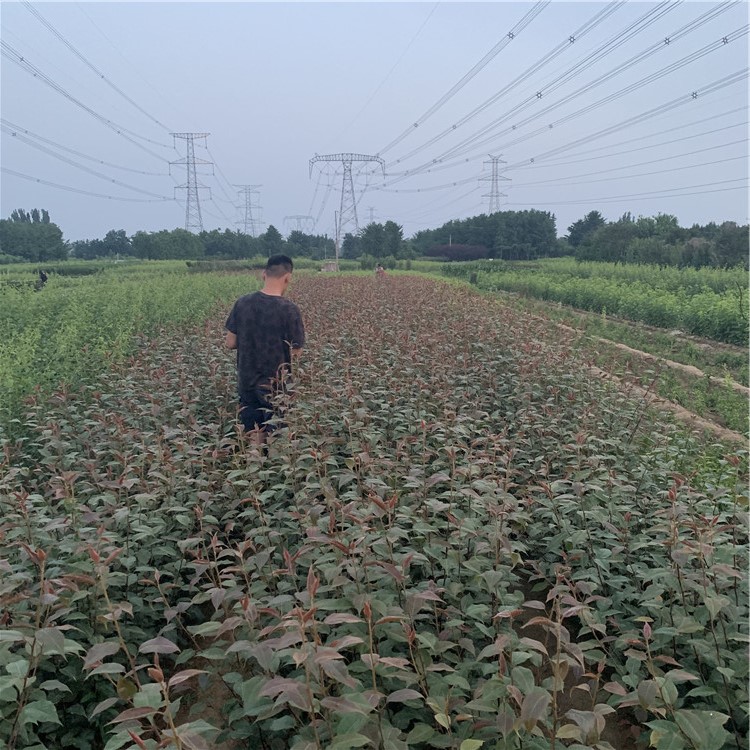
1, 1, 748, 243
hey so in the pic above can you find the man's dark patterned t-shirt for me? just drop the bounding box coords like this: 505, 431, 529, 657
226, 291, 305, 398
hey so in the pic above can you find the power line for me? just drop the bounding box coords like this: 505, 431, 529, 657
505, 179, 748, 207
1, 166, 174, 202
503, 69, 749, 170
388, 1, 626, 168
509, 143, 748, 188
1, 123, 175, 198
0, 40, 171, 159
333, 1, 440, 143
1, 118, 169, 176
378, 0, 551, 156
386, 2, 735, 181
22, 0, 173, 134
517, 113, 747, 169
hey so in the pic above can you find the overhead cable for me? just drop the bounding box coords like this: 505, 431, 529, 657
2, 166, 174, 202
388, 1, 626, 167
377, 0, 551, 156
1, 40, 171, 159
2, 124, 175, 198
22, 0, 173, 135
1, 118, 169, 176
388, 2, 736, 176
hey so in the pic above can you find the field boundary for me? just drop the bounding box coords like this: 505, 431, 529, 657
556, 323, 750, 395
589, 364, 746, 444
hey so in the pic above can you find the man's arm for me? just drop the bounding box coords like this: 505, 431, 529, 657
225, 330, 238, 350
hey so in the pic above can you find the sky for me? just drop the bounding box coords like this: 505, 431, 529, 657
1, 1, 748, 243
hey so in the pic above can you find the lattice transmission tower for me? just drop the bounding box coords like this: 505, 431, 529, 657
170, 133, 212, 232
309, 153, 384, 248
480, 154, 510, 214
234, 184, 262, 236
284, 215, 315, 234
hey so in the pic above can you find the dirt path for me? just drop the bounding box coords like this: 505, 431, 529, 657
589, 364, 746, 444
556, 322, 749, 395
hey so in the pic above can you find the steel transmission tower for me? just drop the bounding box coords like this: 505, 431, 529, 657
235, 184, 262, 236
284, 215, 315, 234
170, 133, 212, 232
480, 154, 510, 214
309, 153, 384, 247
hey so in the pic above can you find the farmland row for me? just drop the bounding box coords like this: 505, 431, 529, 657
0, 266, 260, 434
1, 275, 746, 750
442, 260, 749, 346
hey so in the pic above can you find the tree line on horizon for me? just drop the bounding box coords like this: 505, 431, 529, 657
0, 207, 746, 269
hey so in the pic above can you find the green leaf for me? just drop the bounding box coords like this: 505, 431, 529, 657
520, 687, 551, 730
328, 733, 371, 749
460, 741, 485, 750
674, 709, 730, 750
647, 720, 687, 750
435, 712, 451, 729
406, 723, 436, 743
20, 699, 61, 727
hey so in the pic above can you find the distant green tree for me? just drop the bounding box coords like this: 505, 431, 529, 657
131, 228, 202, 259
360, 223, 386, 258
342, 232, 362, 259
566, 211, 605, 247
0, 208, 66, 261
260, 225, 284, 256
382, 220, 403, 257
578, 214, 638, 264
713, 222, 749, 268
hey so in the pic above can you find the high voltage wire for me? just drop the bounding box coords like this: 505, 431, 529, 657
1, 124, 175, 199
377, 0, 551, 156
383, 52, 748, 192
511, 154, 747, 189
333, 1, 440, 143
503, 69, 749, 170
374, 70, 747, 198
1, 41, 171, 159
1, 118, 170, 176
505, 179, 748, 207
517, 114, 747, 169
74, 1, 189, 125
2, 166, 173, 202
386, 0, 685, 172
510, 140, 747, 187
388, 1, 627, 167
386, 9, 744, 183
22, 0, 173, 135
380, 108, 747, 181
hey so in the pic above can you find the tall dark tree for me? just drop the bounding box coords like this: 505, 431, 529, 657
341, 232, 361, 259
260, 225, 284, 256
360, 223, 386, 258
566, 211, 605, 247
382, 220, 404, 257
0, 208, 66, 261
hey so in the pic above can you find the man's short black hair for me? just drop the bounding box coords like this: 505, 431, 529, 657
265, 254, 293, 277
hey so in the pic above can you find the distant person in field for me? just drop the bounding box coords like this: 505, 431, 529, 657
225, 254, 305, 443
375, 264, 385, 278
37, 269, 48, 289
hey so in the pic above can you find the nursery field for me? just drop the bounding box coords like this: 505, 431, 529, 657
0, 274, 747, 750
442, 260, 749, 347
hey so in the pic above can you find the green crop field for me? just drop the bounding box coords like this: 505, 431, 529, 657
0, 272, 746, 750
442, 259, 749, 346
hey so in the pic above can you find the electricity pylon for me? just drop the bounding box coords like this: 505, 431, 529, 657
480, 154, 510, 214
234, 184, 262, 236
170, 133, 212, 232
309, 153, 384, 248
283, 215, 315, 234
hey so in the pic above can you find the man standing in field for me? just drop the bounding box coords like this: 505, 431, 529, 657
225, 255, 305, 443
